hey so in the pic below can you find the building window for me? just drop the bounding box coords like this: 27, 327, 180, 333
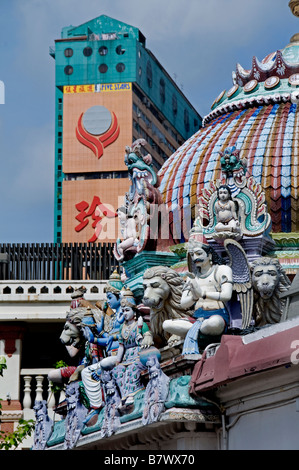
138, 67, 142, 77
83, 47, 93, 57
160, 78, 165, 103
99, 63, 108, 73
64, 65, 73, 75
64, 48, 73, 57
184, 109, 190, 133
146, 61, 152, 88
116, 62, 125, 72
99, 46, 108, 56
116, 45, 125, 55
172, 94, 178, 116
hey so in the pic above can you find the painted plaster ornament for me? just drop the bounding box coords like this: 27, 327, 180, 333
112, 288, 152, 409
163, 234, 254, 354
63, 381, 88, 450
163, 236, 233, 355
80, 271, 124, 426
32, 400, 53, 450
219, 146, 247, 182
195, 146, 271, 242
70, 286, 95, 310
100, 369, 122, 438
214, 185, 240, 235
114, 139, 163, 262
250, 257, 291, 325
47, 307, 100, 387
142, 265, 191, 347
140, 348, 170, 426
115, 206, 139, 260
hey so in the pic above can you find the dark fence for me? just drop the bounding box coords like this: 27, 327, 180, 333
0, 243, 119, 281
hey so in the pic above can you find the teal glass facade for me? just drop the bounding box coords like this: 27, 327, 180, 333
51, 15, 201, 242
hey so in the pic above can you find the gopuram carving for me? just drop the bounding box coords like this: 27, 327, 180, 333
114, 139, 164, 262
194, 145, 271, 243
34, 144, 293, 450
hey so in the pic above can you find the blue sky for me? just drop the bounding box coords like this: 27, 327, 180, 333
0, 0, 297, 243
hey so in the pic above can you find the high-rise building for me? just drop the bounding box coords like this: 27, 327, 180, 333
50, 15, 202, 244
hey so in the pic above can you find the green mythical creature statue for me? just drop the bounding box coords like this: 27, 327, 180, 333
114, 139, 164, 262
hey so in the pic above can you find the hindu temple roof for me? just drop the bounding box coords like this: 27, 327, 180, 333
158, 35, 299, 238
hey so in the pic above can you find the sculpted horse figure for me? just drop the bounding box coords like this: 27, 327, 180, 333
48, 307, 103, 385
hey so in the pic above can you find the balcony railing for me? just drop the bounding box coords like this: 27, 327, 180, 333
0, 242, 118, 281
20, 369, 65, 421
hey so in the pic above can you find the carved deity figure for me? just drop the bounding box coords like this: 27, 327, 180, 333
114, 139, 163, 261
163, 236, 233, 354
214, 185, 240, 233
220, 145, 246, 180
195, 146, 270, 242
112, 288, 153, 409
115, 206, 139, 260
80, 271, 124, 426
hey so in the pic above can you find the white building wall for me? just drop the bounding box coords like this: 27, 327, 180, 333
217, 365, 299, 450
0, 339, 22, 401
227, 401, 299, 450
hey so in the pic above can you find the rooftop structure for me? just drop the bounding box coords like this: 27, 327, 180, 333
2, 5, 299, 453
50, 15, 202, 244
158, 3, 299, 273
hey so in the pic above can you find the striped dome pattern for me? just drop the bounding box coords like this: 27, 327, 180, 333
158, 100, 299, 238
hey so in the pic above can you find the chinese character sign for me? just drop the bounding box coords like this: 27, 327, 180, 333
75, 196, 117, 242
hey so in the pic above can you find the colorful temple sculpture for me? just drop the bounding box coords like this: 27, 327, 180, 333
33, 136, 297, 449
32, 3, 299, 450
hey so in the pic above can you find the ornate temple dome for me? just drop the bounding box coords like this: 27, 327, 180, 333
158, 11, 299, 243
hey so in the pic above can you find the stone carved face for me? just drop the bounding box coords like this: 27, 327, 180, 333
251, 262, 280, 300
60, 315, 82, 348
143, 276, 171, 311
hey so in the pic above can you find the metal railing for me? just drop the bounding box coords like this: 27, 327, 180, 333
0, 243, 118, 281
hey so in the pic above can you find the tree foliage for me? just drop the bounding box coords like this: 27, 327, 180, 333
0, 356, 35, 450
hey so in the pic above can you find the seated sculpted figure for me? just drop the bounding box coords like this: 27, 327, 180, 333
163, 236, 233, 354
214, 185, 240, 233
115, 206, 139, 261
80, 271, 125, 426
